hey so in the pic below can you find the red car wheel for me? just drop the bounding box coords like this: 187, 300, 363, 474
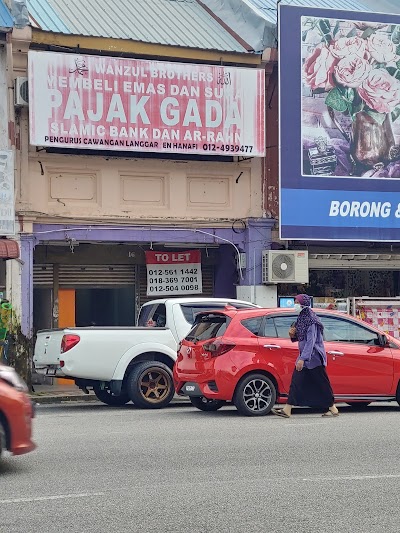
233, 374, 277, 416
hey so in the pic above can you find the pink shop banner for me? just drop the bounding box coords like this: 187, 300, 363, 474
28, 51, 265, 157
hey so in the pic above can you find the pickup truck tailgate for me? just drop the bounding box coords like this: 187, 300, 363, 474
34, 330, 65, 367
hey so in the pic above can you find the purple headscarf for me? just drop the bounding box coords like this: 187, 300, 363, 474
295, 294, 323, 341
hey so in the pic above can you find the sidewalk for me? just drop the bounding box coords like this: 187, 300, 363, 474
30, 383, 190, 405
30, 383, 97, 404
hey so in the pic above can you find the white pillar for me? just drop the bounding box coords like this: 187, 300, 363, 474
236, 284, 277, 307
6, 246, 23, 322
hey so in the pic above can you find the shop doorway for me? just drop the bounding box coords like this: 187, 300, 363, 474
33, 287, 136, 330
33, 288, 53, 331
75, 288, 135, 326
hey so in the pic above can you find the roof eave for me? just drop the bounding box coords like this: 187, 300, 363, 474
31, 28, 262, 65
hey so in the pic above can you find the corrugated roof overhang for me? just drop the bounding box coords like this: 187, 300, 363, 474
201, 0, 385, 52
27, 0, 249, 53
0, 0, 13, 32
30, 29, 262, 65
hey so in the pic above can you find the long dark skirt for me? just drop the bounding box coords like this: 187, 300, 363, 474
287, 365, 334, 409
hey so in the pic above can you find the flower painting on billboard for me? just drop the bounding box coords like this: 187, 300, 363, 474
302, 17, 400, 178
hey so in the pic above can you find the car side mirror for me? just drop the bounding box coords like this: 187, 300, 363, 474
378, 334, 389, 347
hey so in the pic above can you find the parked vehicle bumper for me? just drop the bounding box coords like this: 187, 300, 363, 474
34, 365, 66, 378
173, 365, 235, 401
10, 393, 36, 456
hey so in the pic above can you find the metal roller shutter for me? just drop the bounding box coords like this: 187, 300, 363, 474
33, 264, 54, 287
138, 264, 215, 307
34, 264, 136, 288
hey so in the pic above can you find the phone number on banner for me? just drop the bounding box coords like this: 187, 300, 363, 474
146, 266, 202, 296
201, 144, 253, 153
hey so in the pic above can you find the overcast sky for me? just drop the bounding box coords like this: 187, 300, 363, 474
361, 0, 400, 14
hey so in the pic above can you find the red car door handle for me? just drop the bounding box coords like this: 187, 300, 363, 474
263, 344, 281, 349
327, 350, 344, 356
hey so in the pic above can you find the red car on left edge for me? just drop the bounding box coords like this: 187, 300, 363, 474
0, 364, 36, 457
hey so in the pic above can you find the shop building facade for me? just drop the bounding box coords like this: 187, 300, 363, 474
0, 1, 19, 299
8, 0, 276, 339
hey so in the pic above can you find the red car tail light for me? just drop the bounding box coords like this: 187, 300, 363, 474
61, 334, 80, 353
203, 340, 236, 357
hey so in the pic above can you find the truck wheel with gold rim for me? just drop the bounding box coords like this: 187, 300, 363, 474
127, 361, 175, 409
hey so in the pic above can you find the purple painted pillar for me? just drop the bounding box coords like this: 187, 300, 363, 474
241, 219, 275, 287
20, 236, 35, 337
214, 245, 237, 298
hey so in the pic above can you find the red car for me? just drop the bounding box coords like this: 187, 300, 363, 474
0, 364, 36, 457
174, 307, 400, 416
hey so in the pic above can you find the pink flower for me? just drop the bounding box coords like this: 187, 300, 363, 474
359, 69, 400, 113
303, 44, 338, 91
330, 37, 367, 59
334, 55, 371, 88
367, 34, 397, 63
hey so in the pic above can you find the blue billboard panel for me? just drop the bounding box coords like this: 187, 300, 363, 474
279, 5, 400, 241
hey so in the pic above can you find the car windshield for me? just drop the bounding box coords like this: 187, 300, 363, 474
186, 314, 230, 342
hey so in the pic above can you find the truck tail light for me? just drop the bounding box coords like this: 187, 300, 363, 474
61, 334, 80, 353
203, 340, 236, 358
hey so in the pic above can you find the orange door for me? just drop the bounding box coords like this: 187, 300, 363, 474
57, 289, 76, 384
58, 289, 76, 328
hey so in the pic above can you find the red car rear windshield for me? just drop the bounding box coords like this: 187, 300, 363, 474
186, 314, 230, 342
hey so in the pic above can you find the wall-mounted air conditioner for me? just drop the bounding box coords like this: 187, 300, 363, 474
262, 250, 309, 284
14, 77, 29, 107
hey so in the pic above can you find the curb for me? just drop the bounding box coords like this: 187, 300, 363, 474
31, 394, 191, 405
31, 394, 98, 404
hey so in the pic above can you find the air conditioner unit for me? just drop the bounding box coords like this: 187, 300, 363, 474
262, 250, 309, 284
14, 77, 29, 107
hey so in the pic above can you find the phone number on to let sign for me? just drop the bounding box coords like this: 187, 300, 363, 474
147, 267, 202, 294
147, 284, 200, 293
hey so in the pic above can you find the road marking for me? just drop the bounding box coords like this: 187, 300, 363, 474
0, 492, 105, 504
302, 474, 400, 482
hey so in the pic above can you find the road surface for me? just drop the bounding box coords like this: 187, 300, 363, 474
1, 401, 400, 532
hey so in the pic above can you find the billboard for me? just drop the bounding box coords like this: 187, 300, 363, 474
28, 51, 265, 157
279, 5, 400, 241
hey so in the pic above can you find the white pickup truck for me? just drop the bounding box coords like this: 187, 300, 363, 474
33, 297, 257, 408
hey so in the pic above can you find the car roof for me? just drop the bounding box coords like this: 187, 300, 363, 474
195, 307, 365, 320
141, 298, 259, 307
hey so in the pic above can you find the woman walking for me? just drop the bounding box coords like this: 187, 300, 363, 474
272, 294, 339, 418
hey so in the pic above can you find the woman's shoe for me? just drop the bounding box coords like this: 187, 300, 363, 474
271, 408, 291, 418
